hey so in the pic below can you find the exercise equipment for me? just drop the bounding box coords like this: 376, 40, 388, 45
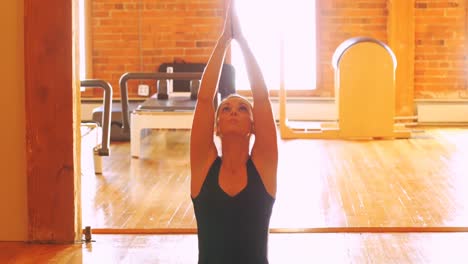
91, 102, 139, 142
156, 62, 235, 100
279, 37, 411, 139
118, 64, 235, 158
80, 79, 112, 173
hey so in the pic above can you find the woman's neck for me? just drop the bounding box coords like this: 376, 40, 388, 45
220, 136, 250, 170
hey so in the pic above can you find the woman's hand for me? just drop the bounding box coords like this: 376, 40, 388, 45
219, 1, 233, 44
231, 0, 245, 44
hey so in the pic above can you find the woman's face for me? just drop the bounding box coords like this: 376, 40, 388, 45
216, 97, 254, 138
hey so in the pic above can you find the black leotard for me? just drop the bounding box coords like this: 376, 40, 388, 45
192, 156, 275, 264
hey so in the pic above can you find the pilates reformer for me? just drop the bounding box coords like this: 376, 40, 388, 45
80, 79, 112, 174
279, 37, 414, 139
118, 65, 235, 158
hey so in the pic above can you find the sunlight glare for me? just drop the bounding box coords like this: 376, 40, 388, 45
232, 0, 316, 90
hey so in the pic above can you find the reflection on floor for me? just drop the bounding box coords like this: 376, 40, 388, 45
3, 233, 468, 263
81, 127, 468, 230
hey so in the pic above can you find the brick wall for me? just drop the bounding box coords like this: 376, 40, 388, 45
89, 0, 225, 98
316, 0, 388, 96
414, 0, 467, 98
84, 0, 468, 99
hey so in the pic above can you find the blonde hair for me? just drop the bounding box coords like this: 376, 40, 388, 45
215, 94, 253, 121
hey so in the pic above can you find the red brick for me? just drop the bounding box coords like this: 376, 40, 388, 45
84, 0, 468, 98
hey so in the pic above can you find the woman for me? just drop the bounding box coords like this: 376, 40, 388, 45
190, 1, 278, 263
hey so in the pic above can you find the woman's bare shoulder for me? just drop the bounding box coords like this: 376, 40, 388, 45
190, 149, 218, 198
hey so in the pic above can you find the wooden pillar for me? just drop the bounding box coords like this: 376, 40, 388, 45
24, 0, 81, 242
388, 0, 415, 116
465, 0, 468, 92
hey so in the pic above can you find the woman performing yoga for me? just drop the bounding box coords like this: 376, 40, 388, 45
190, 1, 278, 263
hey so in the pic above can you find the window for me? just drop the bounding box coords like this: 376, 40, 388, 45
231, 0, 316, 91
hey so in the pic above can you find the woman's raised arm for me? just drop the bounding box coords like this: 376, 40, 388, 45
231, 3, 278, 197
190, 3, 232, 198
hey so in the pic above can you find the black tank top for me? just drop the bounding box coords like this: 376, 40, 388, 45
192, 156, 275, 264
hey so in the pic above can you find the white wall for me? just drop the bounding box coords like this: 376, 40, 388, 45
82, 98, 468, 124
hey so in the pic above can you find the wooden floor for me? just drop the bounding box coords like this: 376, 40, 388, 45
81, 127, 468, 230
3, 126, 468, 263
1, 233, 468, 263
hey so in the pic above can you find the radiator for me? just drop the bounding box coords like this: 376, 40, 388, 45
416, 100, 468, 123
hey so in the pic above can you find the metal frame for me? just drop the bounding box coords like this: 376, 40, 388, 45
279, 37, 411, 140
80, 79, 113, 156
118, 72, 203, 158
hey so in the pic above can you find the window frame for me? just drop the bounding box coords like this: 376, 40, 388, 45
229, 0, 321, 98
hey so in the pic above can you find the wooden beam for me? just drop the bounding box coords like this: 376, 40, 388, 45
466, 0, 468, 90
72, 0, 83, 243
388, 0, 415, 116
24, 0, 81, 242
87, 226, 468, 235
